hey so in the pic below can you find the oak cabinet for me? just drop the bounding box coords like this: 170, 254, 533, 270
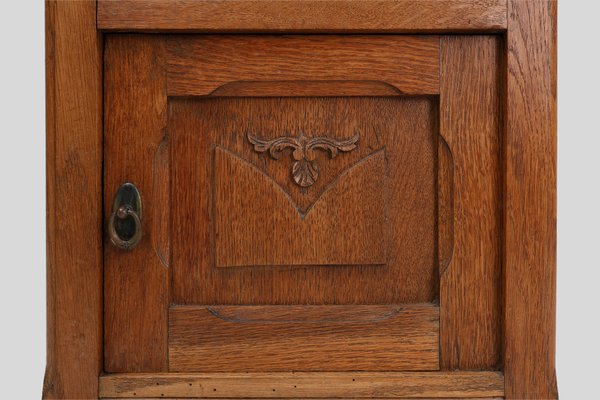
44, 1, 557, 399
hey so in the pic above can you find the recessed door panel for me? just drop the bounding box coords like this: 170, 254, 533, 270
170, 97, 438, 305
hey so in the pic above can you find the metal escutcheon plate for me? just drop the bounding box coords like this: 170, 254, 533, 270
108, 182, 143, 250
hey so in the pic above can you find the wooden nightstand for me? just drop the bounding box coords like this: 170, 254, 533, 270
44, 1, 557, 398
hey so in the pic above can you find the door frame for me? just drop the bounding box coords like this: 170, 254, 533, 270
44, 1, 557, 398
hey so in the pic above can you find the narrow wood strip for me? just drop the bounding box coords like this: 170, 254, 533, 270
439, 36, 503, 369
98, 0, 507, 32
167, 35, 440, 96
208, 81, 404, 97
504, 0, 558, 398
103, 398, 503, 400
99, 372, 504, 398
151, 134, 170, 268
44, 1, 102, 398
437, 136, 454, 276
104, 35, 170, 372
168, 305, 439, 372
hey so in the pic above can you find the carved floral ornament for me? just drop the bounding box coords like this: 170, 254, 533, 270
247, 132, 360, 187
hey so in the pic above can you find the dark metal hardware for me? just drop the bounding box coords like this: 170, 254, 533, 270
108, 182, 142, 250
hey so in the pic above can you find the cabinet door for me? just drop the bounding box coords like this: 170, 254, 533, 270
103, 35, 502, 375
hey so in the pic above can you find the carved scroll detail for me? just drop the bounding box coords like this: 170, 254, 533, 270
247, 132, 359, 187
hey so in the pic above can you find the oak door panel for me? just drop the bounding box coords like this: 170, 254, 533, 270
171, 97, 438, 304
103, 33, 503, 376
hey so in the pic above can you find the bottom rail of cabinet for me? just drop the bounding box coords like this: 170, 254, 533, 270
99, 371, 504, 399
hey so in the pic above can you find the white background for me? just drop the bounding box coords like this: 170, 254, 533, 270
0, 1, 598, 398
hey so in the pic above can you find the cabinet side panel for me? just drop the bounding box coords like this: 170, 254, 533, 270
44, 1, 103, 398
505, 1, 558, 398
104, 36, 170, 372
439, 36, 503, 370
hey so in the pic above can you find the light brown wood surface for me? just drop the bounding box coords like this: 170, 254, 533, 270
439, 36, 503, 370
214, 145, 387, 267
44, 1, 103, 398
167, 35, 440, 96
504, 0, 558, 398
45, 1, 558, 397
170, 96, 438, 304
97, 0, 507, 32
103, 35, 170, 372
99, 372, 504, 398
168, 305, 439, 371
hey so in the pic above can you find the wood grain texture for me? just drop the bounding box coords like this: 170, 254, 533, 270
104, 36, 170, 372
167, 35, 439, 96
505, 1, 558, 398
45, 2, 558, 397
171, 97, 438, 304
97, 0, 507, 32
439, 36, 503, 369
168, 305, 439, 372
44, 1, 102, 398
152, 133, 170, 268
215, 148, 386, 267
99, 371, 504, 398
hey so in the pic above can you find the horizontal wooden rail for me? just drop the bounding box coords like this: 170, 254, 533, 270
166, 35, 440, 96
98, 0, 507, 33
99, 371, 505, 398
169, 304, 439, 372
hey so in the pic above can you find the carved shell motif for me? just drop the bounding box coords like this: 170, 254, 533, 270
247, 132, 359, 187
